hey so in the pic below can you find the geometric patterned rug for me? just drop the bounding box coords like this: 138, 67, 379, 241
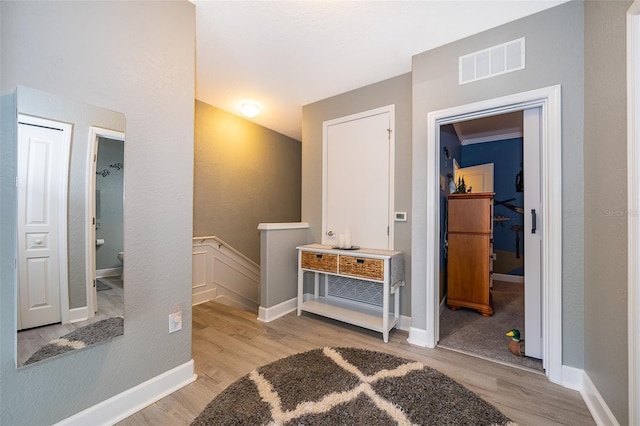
191, 347, 515, 425
24, 316, 123, 366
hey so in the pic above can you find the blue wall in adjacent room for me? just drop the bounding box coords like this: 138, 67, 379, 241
461, 138, 524, 275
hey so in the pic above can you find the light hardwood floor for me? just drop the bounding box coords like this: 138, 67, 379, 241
119, 301, 595, 426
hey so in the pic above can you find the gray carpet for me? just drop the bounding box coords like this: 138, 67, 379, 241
439, 281, 543, 371
96, 279, 111, 291
192, 347, 515, 425
24, 316, 123, 365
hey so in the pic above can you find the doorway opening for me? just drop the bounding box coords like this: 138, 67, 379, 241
419, 85, 563, 384
437, 112, 543, 371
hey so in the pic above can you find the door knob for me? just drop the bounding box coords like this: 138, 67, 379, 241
327, 231, 335, 237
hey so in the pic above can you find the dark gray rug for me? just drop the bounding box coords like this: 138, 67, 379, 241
439, 281, 543, 371
24, 316, 123, 365
96, 279, 111, 291
191, 347, 515, 425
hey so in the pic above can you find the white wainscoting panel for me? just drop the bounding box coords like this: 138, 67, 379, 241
192, 237, 260, 312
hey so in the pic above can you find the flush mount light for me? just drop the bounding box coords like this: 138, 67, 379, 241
240, 101, 261, 118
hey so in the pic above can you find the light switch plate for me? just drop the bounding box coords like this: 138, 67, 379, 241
395, 212, 407, 222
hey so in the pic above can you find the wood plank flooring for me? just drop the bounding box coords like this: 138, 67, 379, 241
119, 301, 595, 425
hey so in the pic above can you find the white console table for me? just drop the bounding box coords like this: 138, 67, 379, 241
296, 244, 404, 343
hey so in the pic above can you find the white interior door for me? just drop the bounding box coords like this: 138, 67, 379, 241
523, 107, 542, 359
454, 162, 494, 192
17, 115, 71, 330
323, 106, 394, 250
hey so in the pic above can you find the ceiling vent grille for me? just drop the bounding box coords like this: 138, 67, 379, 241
459, 38, 525, 85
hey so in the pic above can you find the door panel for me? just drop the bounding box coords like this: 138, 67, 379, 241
17, 116, 70, 329
523, 107, 542, 359
454, 162, 494, 193
324, 109, 392, 250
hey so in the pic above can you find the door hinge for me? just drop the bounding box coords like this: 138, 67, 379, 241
93, 217, 95, 225
387, 226, 389, 236
387, 128, 392, 140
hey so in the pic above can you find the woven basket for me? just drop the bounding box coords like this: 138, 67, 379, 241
301, 251, 338, 273
339, 256, 384, 281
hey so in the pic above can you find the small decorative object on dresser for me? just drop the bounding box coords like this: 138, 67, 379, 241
446, 192, 495, 316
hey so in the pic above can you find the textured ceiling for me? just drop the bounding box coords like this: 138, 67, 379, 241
194, 1, 567, 141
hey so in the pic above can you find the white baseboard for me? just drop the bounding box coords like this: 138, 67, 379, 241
580, 370, 621, 426
68, 307, 89, 324
96, 267, 123, 279
192, 288, 216, 306
397, 315, 411, 331
492, 273, 524, 284
258, 297, 297, 322
407, 327, 428, 347
560, 365, 583, 391
55, 360, 196, 426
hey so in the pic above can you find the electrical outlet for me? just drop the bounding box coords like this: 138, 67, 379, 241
169, 310, 182, 333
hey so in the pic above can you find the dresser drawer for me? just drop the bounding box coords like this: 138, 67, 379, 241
301, 251, 338, 273
339, 256, 384, 281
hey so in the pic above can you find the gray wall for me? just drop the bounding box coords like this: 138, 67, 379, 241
194, 101, 301, 264
584, 0, 632, 422
302, 73, 413, 315
411, 1, 585, 368
0, 1, 195, 424
16, 86, 125, 309
260, 227, 309, 308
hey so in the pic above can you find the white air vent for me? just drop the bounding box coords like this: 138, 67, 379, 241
459, 38, 525, 85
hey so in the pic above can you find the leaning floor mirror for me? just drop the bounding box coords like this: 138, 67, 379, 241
15, 86, 125, 367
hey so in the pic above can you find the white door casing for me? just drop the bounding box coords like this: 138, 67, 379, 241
17, 115, 72, 330
322, 105, 395, 250
454, 162, 494, 192
86, 127, 125, 318
627, 2, 640, 423
419, 85, 562, 385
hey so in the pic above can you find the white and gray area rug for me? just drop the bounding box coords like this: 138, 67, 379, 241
24, 316, 123, 365
191, 347, 515, 425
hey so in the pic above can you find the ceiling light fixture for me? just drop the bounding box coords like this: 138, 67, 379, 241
240, 101, 261, 118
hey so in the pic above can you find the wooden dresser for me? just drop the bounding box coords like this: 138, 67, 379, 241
447, 192, 495, 316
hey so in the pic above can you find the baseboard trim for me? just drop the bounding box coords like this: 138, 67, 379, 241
492, 273, 524, 283
192, 288, 216, 306
258, 297, 297, 323
580, 370, 621, 426
68, 307, 88, 324
407, 327, 428, 347
561, 365, 583, 391
96, 267, 122, 279
55, 359, 196, 426
397, 315, 411, 331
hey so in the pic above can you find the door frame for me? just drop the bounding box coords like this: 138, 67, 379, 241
86, 126, 125, 317
627, 1, 640, 423
423, 85, 562, 384
321, 105, 395, 249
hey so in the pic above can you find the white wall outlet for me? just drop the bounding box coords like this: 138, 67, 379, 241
169, 309, 182, 333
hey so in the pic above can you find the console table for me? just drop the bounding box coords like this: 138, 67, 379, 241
296, 244, 404, 343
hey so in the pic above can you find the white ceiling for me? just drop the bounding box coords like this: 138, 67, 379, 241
193, 0, 567, 141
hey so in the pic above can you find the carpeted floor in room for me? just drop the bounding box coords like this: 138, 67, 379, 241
439, 279, 544, 371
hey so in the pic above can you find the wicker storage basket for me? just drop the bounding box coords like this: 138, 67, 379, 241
301, 251, 338, 273
339, 256, 384, 281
